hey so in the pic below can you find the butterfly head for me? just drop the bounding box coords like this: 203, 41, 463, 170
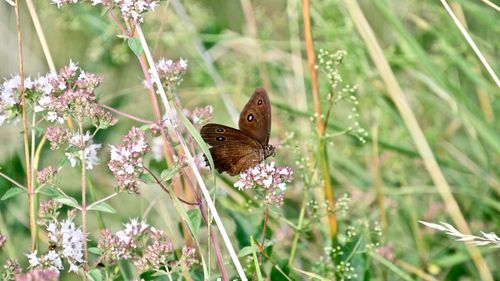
264, 145, 275, 159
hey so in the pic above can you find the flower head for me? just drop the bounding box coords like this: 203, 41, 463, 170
234, 162, 293, 208
108, 127, 150, 193
149, 58, 188, 92
15, 268, 60, 281
98, 219, 195, 273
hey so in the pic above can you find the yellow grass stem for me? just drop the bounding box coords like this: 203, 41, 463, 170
14, 0, 36, 252
345, 1, 493, 280
301, 0, 337, 241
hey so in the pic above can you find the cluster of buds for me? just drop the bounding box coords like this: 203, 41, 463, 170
98, 219, 196, 273
234, 162, 293, 208
187, 105, 213, 127
36, 166, 58, 186
108, 127, 150, 193
38, 199, 62, 225
1, 260, 21, 281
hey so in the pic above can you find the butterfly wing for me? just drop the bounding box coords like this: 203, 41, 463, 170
201, 123, 264, 176
238, 88, 272, 146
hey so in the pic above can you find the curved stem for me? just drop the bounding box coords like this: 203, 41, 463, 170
143, 167, 198, 206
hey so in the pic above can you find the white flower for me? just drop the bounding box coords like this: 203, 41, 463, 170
179, 58, 188, 70
26, 250, 39, 267
83, 143, 102, 170
151, 137, 163, 161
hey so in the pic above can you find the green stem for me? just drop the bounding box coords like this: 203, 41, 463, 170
288, 191, 307, 267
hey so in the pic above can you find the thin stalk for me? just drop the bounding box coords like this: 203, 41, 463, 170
98, 103, 154, 124
180, 169, 228, 281
371, 123, 387, 232
288, 192, 307, 267
137, 26, 247, 280
78, 121, 89, 271
253, 207, 269, 281
87, 192, 119, 210
301, 0, 337, 242
14, 0, 36, 251
440, 0, 500, 87
199, 202, 229, 281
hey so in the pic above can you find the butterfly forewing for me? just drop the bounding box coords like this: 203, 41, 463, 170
238, 88, 271, 146
200, 124, 264, 175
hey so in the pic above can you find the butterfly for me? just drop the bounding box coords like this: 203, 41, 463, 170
200, 88, 275, 176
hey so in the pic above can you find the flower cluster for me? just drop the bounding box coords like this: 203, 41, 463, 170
36, 166, 58, 185
15, 268, 60, 281
234, 162, 293, 208
0, 74, 52, 126
93, 0, 159, 23
38, 199, 62, 225
149, 58, 188, 92
188, 105, 213, 127
108, 127, 149, 193
27, 218, 84, 273
317, 49, 367, 144
46, 127, 68, 150
53, 0, 159, 23
98, 219, 196, 273
1, 260, 21, 281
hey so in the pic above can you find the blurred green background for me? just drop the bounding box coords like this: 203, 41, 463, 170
0, 0, 498, 280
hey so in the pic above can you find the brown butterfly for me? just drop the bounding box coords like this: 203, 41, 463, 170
200, 88, 275, 176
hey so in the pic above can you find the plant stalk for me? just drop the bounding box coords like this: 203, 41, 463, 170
301, 0, 337, 242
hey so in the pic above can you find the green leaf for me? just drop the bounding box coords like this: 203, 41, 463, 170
87, 269, 102, 281
38, 186, 61, 197
55, 197, 80, 209
127, 38, 143, 56
88, 247, 102, 255
187, 208, 202, 240
1, 188, 26, 201
160, 167, 179, 182
117, 260, 139, 280
88, 202, 116, 213
238, 245, 259, 257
